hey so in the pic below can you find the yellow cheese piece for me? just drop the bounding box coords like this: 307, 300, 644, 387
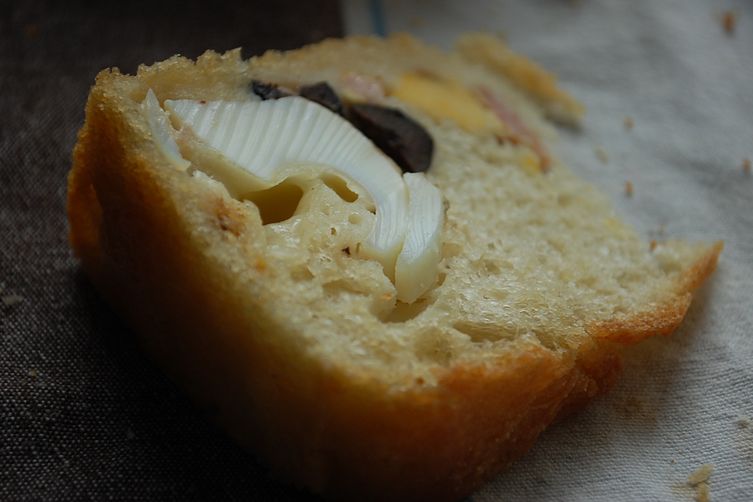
392, 72, 502, 134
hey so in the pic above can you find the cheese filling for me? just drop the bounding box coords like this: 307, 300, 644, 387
142, 90, 444, 302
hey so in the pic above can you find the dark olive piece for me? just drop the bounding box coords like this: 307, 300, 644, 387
299, 82, 344, 115
250, 80, 291, 100
348, 104, 434, 173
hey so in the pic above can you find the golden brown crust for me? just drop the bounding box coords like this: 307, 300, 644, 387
67, 39, 721, 501
586, 242, 722, 345
677, 241, 723, 293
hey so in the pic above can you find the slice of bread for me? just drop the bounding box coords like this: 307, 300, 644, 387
67, 34, 721, 501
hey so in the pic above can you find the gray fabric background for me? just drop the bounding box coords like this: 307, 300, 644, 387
0, 1, 340, 500
344, 1, 753, 501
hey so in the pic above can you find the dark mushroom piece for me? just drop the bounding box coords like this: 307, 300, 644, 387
299, 82, 344, 115
348, 104, 434, 173
250, 80, 292, 100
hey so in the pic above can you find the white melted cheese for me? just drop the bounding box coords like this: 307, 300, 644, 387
142, 92, 442, 302
140, 89, 190, 171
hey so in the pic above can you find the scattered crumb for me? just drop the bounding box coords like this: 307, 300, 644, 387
688, 464, 713, 486
687, 464, 713, 502
735, 416, 753, 468
624, 180, 634, 197
650, 240, 658, 251
2, 294, 23, 306
594, 146, 609, 164
671, 458, 677, 464
722, 10, 737, 35
623, 116, 634, 130
695, 482, 710, 502
23, 23, 39, 38
27, 369, 38, 378
742, 158, 751, 175
615, 396, 657, 424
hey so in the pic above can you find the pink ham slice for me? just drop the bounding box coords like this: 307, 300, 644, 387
477, 86, 551, 172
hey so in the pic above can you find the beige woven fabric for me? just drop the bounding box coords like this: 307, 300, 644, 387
343, 1, 753, 500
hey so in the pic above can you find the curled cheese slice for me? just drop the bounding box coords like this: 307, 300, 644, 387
164, 96, 408, 273
395, 173, 444, 303
141, 89, 190, 170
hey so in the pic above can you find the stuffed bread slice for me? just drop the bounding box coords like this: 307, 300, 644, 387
67, 34, 721, 501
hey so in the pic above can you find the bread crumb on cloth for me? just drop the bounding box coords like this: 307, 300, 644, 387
594, 146, 609, 164
687, 464, 713, 485
625, 180, 634, 197
687, 464, 713, 502
742, 158, 751, 175
694, 482, 710, 502
688, 464, 714, 486
615, 396, 657, 424
722, 10, 737, 35
623, 116, 634, 130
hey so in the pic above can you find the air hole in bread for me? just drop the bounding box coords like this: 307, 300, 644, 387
348, 213, 362, 225
321, 174, 359, 203
413, 328, 452, 365
241, 181, 303, 225
617, 270, 641, 288
290, 265, 314, 282
443, 242, 463, 258
483, 259, 500, 275
576, 276, 597, 289
557, 193, 573, 207
454, 321, 514, 343
546, 237, 565, 254
323, 279, 367, 298
382, 298, 432, 323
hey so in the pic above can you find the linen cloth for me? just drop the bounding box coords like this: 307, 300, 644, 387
343, 1, 753, 500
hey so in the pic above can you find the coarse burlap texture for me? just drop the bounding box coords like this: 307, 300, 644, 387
2, 0, 751, 500
344, 1, 753, 500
